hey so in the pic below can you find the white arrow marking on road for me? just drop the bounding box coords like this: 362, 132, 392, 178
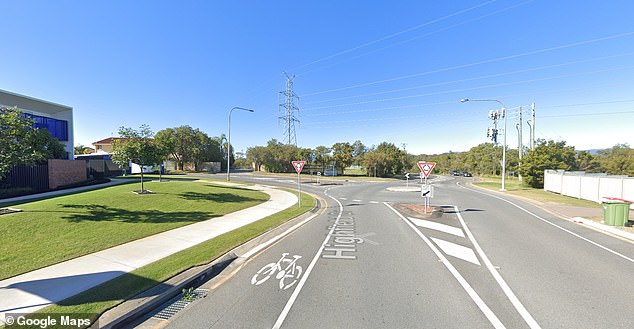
408, 217, 465, 238
431, 238, 481, 266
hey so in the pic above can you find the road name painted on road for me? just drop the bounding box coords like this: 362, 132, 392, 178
322, 211, 358, 260
321, 210, 378, 260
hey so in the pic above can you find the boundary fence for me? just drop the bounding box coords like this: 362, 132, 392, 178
544, 170, 634, 209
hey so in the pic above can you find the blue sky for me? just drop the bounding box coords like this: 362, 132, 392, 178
2, 0, 634, 155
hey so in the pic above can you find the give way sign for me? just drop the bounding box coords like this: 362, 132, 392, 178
417, 161, 436, 178
292, 161, 305, 174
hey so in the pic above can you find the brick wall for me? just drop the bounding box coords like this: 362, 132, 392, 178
48, 159, 87, 189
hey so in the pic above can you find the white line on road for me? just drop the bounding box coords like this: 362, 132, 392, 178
460, 183, 634, 265
408, 217, 465, 237
431, 238, 480, 265
272, 189, 344, 329
352, 199, 363, 202
242, 213, 320, 259
384, 203, 506, 329
455, 206, 541, 329
369, 201, 379, 204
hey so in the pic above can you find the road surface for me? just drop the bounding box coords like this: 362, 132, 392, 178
141, 174, 634, 328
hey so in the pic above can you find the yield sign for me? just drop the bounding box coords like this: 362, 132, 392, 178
292, 161, 305, 174
417, 161, 436, 178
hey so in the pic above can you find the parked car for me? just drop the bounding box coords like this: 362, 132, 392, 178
450, 170, 460, 176
462, 171, 472, 177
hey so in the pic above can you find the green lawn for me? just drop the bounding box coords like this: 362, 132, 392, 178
36, 190, 315, 326
473, 176, 601, 208
0, 180, 269, 280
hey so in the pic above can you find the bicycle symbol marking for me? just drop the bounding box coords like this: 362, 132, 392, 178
251, 253, 303, 290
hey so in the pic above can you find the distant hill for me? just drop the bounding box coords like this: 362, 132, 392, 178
582, 149, 606, 155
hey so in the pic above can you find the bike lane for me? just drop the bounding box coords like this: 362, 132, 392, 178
165, 182, 492, 328
267, 184, 493, 328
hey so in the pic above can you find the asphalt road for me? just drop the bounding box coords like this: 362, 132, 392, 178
146, 174, 634, 329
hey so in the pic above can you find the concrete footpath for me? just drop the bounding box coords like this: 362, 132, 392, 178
0, 182, 297, 324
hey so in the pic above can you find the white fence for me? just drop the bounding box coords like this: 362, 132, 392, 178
544, 170, 634, 208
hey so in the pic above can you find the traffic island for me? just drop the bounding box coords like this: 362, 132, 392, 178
392, 203, 443, 219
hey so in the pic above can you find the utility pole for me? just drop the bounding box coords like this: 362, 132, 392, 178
517, 107, 523, 182
531, 102, 535, 150
279, 72, 300, 146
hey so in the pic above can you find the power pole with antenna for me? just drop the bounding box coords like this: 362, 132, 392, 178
279, 72, 300, 146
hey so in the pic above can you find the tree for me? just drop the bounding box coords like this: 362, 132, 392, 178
332, 142, 354, 173
576, 150, 602, 173
155, 126, 196, 171
111, 125, 165, 193
30, 129, 67, 160
597, 144, 634, 176
313, 146, 331, 171
351, 140, 366, 165
1, 106, 66, 180
518, 139, 577, 188
1, 106, 38, 179
362, 142, 406, 177
74, 144, 92, 155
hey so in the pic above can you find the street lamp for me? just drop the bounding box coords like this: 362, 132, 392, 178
461, 98, 507, 191
227, 106, 254, 181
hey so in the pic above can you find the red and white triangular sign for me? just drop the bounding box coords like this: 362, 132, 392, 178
417, 161, 436, 178
292, 161, 305, 174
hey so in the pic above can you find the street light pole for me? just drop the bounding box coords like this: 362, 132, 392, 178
227, 107, 254, 181
461, 98, 507, 191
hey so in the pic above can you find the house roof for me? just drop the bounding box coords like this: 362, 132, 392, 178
92, 137, 123, 145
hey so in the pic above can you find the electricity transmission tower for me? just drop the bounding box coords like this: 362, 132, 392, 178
279, 72, 300, 146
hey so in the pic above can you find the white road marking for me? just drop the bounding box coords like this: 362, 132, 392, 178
455, 205, 542, 329
242, 213, 319, 259
272, 189, 344, 329
352, 199, 362, 202
339, 197, 347, 200
409, 217, 465, 237
431, 238, 480, 265
459, 183, 634, 265
369, 201, 379, 204
384, 203, 506, 329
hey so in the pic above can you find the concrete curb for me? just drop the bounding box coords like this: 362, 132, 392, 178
465, 181, 634, 243
98, 191, 324, 329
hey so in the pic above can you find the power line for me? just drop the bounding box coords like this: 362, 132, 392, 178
296, 0, 534, 77
302, 52, 634, 106
287, 0, 497, 73
302, 65, 634, 111
303, 109, 634, 128
300, 31, 634, 97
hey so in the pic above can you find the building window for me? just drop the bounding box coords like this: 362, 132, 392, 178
22, 113, 69, 141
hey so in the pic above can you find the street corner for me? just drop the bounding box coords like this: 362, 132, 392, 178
390, 203, 443, 219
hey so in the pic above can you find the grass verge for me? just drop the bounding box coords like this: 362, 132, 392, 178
34, 190, 315, 325
0, 180, 268, 280
473, 176, 601, 208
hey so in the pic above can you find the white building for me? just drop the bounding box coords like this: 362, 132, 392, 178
0, 89, 74, 160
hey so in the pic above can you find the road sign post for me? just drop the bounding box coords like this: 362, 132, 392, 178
405, 172, 410, 187
292, 161, 305, 207
317, 171, 321, 185
417, 161, 436, 213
